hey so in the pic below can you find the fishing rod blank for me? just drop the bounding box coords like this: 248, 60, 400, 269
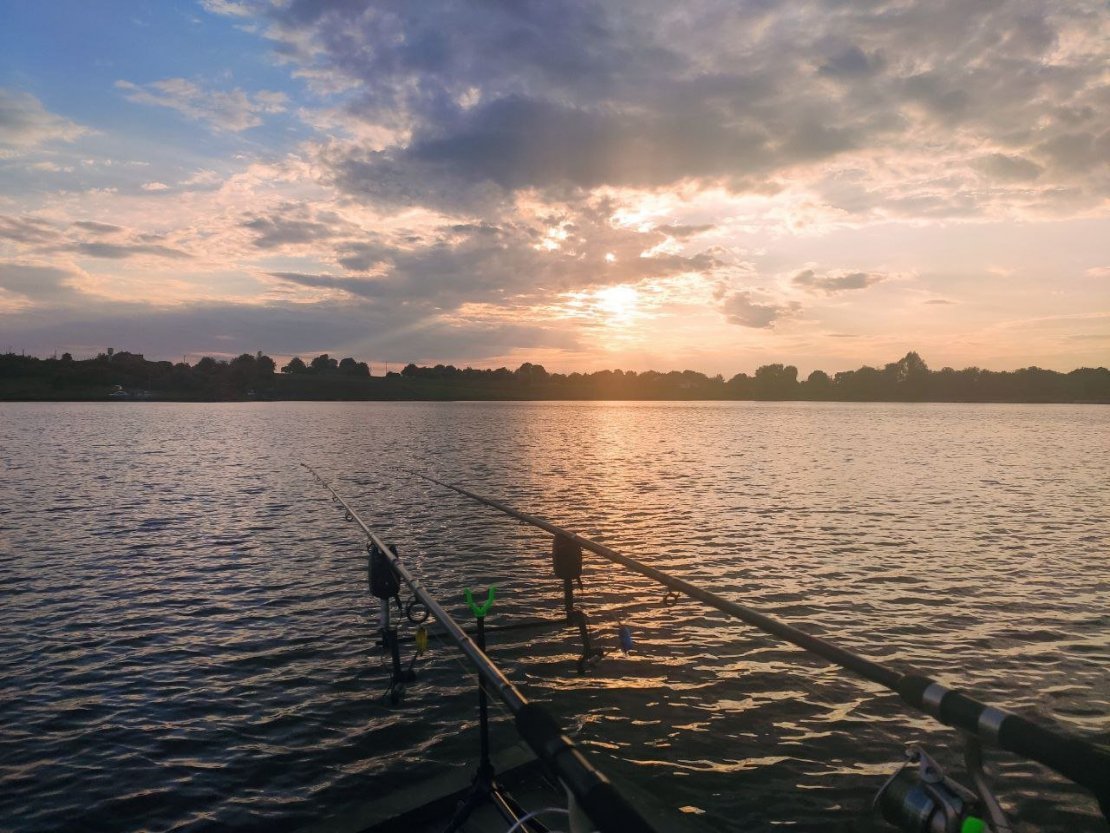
303, 465, 659, 833
414, 472, 1110, 819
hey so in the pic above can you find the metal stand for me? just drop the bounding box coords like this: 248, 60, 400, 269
476, 615, 493, 785
964, 737, 1012, 833
571, 608, 604, 674
443, 611, 547, 833
379, 597, 415, 705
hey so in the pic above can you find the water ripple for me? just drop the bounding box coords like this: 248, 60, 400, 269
0, 401, 1107, 831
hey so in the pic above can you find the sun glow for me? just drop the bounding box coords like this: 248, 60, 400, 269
551, 283, 644, 329
595, 285, 639, 324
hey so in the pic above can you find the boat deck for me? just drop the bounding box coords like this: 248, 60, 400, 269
299, 744, 560, 833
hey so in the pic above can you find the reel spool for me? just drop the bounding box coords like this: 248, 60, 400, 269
874, 745, 1010, 833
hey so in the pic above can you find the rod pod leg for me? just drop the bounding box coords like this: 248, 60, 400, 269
572, 608, 605, 675
377, 597, 410, 705
476, 615, 493, 782
443, 613, 497, 833
963, 736, 1012, 833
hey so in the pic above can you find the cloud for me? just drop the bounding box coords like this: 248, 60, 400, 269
721, 291, 798, 329
271, 211, 719, 311
972, 154, 1043, 182
115, 78, 287, 132
71, 221, 124, 235
200, 0, 255, 17
0, 214, 60, 245
319, 99, 778, 211
792, 269, 884, 293
29, 161, 74, 173
1, 215, 192, 261
818, 45, 883, 79
241, 205, 348, 249
0, 88, 88, 150
0, 263, 81, 302
252, 3, 1110, 226
64, 242, 191, 260
233, 193, 724, 317
656, 224, 716, 239
200, 1, 1109, 220
180, 169, 223, 187
1035, 131, 1109, 173
0, 294, 580, 363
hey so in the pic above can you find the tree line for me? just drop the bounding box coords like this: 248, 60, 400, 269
0, 349, 1107, 402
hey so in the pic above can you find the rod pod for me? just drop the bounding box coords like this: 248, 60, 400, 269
304, 465, 659, 833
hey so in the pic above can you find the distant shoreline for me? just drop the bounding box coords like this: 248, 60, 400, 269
3, 398, 1108, 405
2, 393, 1108, 405
2, 350, 1108, 404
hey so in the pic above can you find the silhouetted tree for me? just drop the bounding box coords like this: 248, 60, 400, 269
228, 353, 266, 391
835, 365, 884, 400
515, 362, 549, 383
754, 364, 799, 399
726, 372, 753, 398
310, 354, 338, 373
1065, 367, 1110, 401
281, 356, 308, 374
339, 357, 370, 377
884, 351, 930, 400
804, 369, 832, 398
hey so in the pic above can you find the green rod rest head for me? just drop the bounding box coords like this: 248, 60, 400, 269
465, 585, 496, 618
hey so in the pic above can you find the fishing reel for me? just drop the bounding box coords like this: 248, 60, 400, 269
875, 744, 1011, 833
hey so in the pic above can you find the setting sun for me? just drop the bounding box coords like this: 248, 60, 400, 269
594, 285, 639, 324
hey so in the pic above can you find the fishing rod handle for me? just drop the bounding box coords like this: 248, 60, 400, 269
899, 675, 1110, 806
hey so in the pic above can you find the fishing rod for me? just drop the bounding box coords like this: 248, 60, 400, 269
415, 472, 1110, 829
303, 464, 658, 833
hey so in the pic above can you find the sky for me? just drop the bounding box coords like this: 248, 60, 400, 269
1, 1, 1107, 375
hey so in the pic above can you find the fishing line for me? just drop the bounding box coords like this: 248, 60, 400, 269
601, 535, 929, 756
384, 473, 936, 753
581, 545, 916, 791
462, 495, 906, 762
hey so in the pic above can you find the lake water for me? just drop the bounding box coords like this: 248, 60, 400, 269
1, 401, 1107, 832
